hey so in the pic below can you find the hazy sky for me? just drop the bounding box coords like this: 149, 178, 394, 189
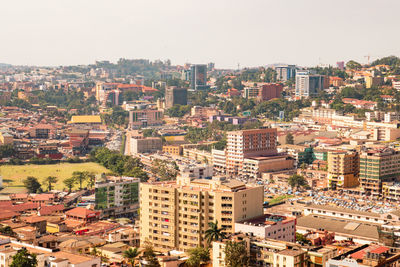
1, 0, 399, 68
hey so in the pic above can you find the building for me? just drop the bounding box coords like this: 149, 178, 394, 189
139, 174, 264, 252
95, 176, 139, 218
129, 109, 163, 128
235, 214, 296, 242
365, 76, 384, 88
212, 233, 251, 267
162, 145, 183, 156
359, 148, 400, 197
130, 137, 162, 154
68, 115, 102, 126
295, 70, 326, 98
190, 64, 209, 90
226, 128, 277, 176
165, 86, 187, 109
242, 155, 294, 179
275, 65, 297, 82
327, 150, 359, 189
243, 87, 259, 99
212, 149, 226, 175
258, 83, 284, 101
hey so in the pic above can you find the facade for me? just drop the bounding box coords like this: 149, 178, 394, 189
130, 137, 162, 154
295, 70, 326, 98
226, 128, 277, 176
243, 87, 259, 99
129, 109, 163, 128
212, 149, 226, 174
190, 64, 209, 90
139, 174, 264, 252
234, 214, 296, 242
95, 176, 140, 218
165, 86, 188, 109
359, 148, 400, 197
275, 65, 297, 82
258, 83, 284, 101
327, 150, 359, 189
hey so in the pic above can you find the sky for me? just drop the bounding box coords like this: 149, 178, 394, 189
0, 0, 400, 69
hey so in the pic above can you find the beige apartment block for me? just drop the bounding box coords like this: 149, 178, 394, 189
139, 174, 263, 252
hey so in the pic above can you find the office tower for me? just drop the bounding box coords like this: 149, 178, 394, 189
139, 174, 264, 252
359, 148, 400, 197
295, 70, 326, 98
275, 65, 297, 81
258, 83, 284, 101
165, 86, 188, 109
129, 109, 164, 128
190, 64, 209, 90
327, 150, 359, 189
336, 61, 345, 70
95, 176, 140, 218
207, 62, 215, 71
226, 128, 277, 176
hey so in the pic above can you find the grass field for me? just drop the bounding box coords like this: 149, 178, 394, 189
0, 162, 109, 191
267, 195, 294, 205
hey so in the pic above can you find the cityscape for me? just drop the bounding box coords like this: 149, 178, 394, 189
2, 1, 400, 267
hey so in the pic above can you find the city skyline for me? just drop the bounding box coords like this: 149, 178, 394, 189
1, 0, 400, 68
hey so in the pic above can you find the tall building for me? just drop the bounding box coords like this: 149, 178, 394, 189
129, 109, 163, 128
359, 148, 400, 197
295, 70, 326, 98
258, 83, 284, 101
327, 150, 359, 189
130, 137, 163, 154
226, 128, 277, 176
275, 65, 296, 81
165, 86, 187, 109
190, 64, 209, 90
95, 176, 140, 218
139, 174, 264, 252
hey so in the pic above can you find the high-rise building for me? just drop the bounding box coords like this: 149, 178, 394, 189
139, 174, 264, 252
258, 83, 284, 101
95, 176, 140, 218
129, 109, 164, 128
165, 86, 188, 109
295, 70, 326, 98
327, 150, 359, 189
190, 64, 209, 90
226, 128, 277, 176
359, 148, 400, 197
130, 137, 163, 154
336, 61, 345, 70
275, 65, 297, 81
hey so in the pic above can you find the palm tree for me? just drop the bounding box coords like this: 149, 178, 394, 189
205, 221, 226, 246
86, 172, 96, 189
43, 176, 58, 192
123, 247, 140, 266
63, 177, 75, 193
72, 171, 87, 190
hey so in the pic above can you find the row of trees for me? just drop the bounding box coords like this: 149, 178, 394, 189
91, 147, 148, 181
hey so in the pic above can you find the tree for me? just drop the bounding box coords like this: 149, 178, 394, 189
346, 60, 362, 70
205, 221, 226, 246
0, 226, 15, 237
123, 247, 140, 267
285, 133, 294, 144
186, 247, 210, 267
43, 176, 58, 192
288, 174, 308, 190
142, 243, 160, 267
72, 171, 87, 190
23, 176, 42, 193
224, 241, 249, 267
63, 177, 75, 193
86, 172, 96, 189
10, 247, 37, 267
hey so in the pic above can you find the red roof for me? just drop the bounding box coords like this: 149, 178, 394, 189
39, 204, 64, 216
66, 207, 98, 219
31, 194, 55, 201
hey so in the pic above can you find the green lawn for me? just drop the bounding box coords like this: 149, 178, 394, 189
267, 195, 294, 205
0, 162, 109, 191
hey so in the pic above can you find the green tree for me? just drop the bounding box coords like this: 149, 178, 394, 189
142, 243, 160, 267
10, 247, 37, 267
224, 241, 249, 267
186, 247, 210, 267
63, 177, 75, 193
86, 172, 96, 189
123, 247, 140, 267
0, 226, 15, 237
288, 174, 308, 190
72, 171, 87, 190
346, 60, 362, 70
205, 221, 226, 246
43, 176, 58, 192
285, 133, 294, 144
23, 176, 42, 193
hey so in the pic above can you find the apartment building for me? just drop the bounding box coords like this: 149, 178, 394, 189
130, 137, 162, 154
95, 176, 140, 218
183, 148, 212, 164
139, 174, 264, 252
382, 182, 400, 201
165, 86, 187, 109
275, 65, 297, 82
243, 87, 259, 99
295, 70, 327, 98
226, 128, 277, 176
359, 148, 400, 197
327, 150, 359, 189
212, 149, 226, 175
